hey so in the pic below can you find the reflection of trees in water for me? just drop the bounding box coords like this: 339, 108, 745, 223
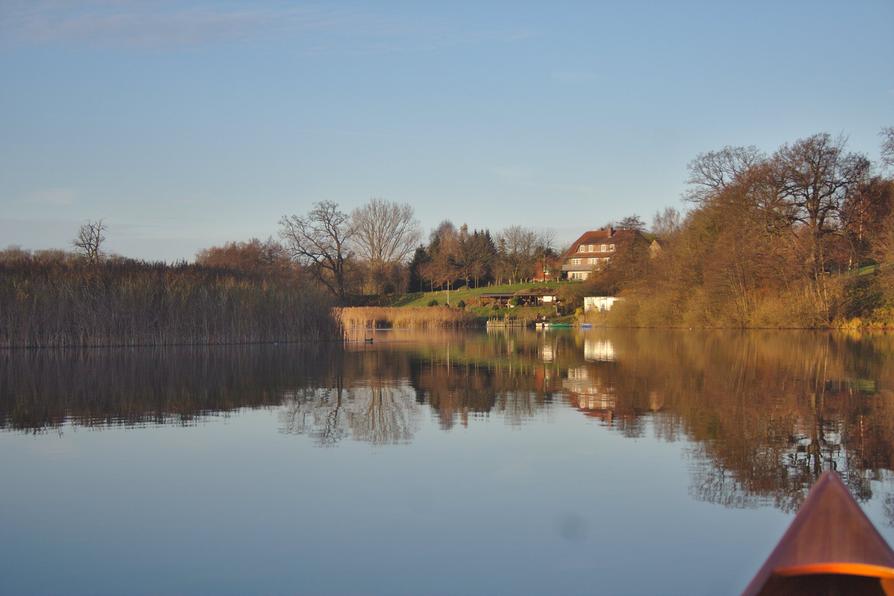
280, 387, 350, 445
280, 381, 419, 445
592, 330, 894, 514
5, 329, 894, 520
409, 357, 558, 429
505, 329, 894, 516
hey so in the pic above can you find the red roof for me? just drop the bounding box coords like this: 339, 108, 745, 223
563, 228, 640, 258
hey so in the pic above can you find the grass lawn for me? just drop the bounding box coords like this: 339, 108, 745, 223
391, 281, 566, 307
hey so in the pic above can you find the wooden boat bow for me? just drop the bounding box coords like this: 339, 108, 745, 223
743, 471, 894, 595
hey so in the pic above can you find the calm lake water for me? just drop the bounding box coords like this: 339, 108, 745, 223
2, 329, 893, 595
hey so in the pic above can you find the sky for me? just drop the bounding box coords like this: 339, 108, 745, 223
1, 0, 892, 261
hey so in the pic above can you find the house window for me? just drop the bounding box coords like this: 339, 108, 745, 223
589, 244, 595, 252
600, 244, 607, 252
578, 245, 585, 252
572, 258, 582, 265
609, 244, 616, 252
587, 258, 597, 264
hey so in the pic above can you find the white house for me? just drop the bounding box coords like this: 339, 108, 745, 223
584, 296, 621, 312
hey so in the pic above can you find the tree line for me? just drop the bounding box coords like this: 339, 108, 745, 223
4, 126, 892, 343
0, 196, 562, 346
277, 199, 559, 301
583, 129, 894, 328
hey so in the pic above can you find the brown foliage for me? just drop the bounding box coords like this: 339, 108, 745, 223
195, 238, 294, 278
609, 132, 893, 327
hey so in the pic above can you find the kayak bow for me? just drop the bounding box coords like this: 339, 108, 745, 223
743, 471, 894, 595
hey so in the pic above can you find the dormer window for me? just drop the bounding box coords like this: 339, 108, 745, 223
578, 245, 585, 253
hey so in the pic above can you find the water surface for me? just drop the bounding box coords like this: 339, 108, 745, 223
2, 329, 893, 595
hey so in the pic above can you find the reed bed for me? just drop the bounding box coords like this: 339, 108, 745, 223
334, 306, 478, 336
0, 258, 338, 348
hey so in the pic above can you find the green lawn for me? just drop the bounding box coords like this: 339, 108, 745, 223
391, 281, 566, 307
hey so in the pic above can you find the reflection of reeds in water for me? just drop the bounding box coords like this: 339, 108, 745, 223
0, 344, 340, 432
341, 328, 475, 347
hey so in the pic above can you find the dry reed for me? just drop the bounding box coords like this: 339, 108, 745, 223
0, 257, 338, 347
334, 306, 478, 335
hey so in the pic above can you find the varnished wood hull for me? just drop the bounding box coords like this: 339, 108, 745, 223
743, 472, 894, 595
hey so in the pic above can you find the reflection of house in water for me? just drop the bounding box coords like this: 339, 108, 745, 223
562, 366, 617, 423
584, 339, 615, 362
541, 343, 554, 362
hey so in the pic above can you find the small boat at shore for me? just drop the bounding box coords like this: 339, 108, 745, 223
743, 471, 894, 595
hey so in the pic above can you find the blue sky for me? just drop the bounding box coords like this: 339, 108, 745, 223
2, 0, 892, 261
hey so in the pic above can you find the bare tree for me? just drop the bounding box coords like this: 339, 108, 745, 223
686, 145, 766, 203
881, 126, 894, 168
651, 207, 682, 238
350, 199, 421, 265
73, 219, 106, 263
350, 198, 421, 294
280, 201, 355, 302
497, 225, 539, 283
616, 214, 646, 231
771, 133, 870, 308
534, 228, 556, 256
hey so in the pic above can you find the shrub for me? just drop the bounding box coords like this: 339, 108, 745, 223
428, 299, 439, 307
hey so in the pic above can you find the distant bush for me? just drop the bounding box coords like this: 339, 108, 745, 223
457, 300, 466, 309
428, 299, 439, 307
